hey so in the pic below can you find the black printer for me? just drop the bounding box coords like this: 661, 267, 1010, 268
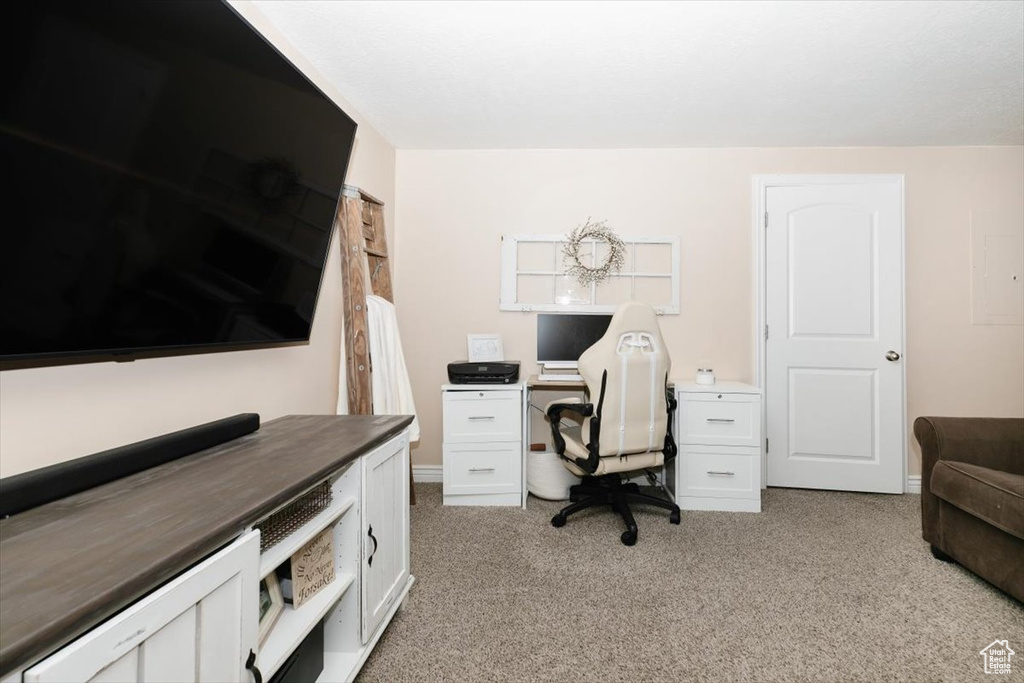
447, 360, 520, 384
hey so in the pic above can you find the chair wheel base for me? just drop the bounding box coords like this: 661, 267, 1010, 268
670, 508, 681, 524
621, 529, 637, 546
551, 513, 567, 528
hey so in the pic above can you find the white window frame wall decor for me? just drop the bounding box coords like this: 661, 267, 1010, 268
499, 234, 680, 313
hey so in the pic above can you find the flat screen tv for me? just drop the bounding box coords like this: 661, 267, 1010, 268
1, 0, 357, 365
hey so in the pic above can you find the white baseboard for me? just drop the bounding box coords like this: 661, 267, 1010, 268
413, 465, 443, 483
906, 475, 921, 494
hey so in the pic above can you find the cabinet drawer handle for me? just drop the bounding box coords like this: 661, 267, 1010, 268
468, 415, 496, 421
706, 418, 735, 423
468, 467, 496, 473
245, 649, 263, 683
707, 470, 735, 476
367, 525, 378, 567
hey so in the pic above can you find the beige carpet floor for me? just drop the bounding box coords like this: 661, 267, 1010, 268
356, 484, 1023, 683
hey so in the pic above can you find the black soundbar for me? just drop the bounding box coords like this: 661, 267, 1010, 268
0, 413, 260, 518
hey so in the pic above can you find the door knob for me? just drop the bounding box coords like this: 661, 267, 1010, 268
886, 351, 901, 362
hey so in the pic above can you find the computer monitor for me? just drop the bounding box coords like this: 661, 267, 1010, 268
536, 313, 613, 369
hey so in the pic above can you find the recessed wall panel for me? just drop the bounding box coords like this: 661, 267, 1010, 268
788, 368, 877, 462
789, 206, 875, 338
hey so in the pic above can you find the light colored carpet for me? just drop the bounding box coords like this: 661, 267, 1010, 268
357, 484, 1023, 682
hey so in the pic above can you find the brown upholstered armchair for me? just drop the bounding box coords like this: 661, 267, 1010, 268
914, 416, 1024, 602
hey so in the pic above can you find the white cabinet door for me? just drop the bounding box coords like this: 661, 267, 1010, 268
360, 432, 410, 643
24, 532, 260, 683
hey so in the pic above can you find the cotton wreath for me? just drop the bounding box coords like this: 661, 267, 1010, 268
562, 218, 626, 286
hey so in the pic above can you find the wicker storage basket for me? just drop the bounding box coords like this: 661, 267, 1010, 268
527, 451, 581, 500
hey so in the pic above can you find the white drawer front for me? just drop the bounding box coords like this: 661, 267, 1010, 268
443, 444, 521, 495
677, 446, 759, 499
443, 391, 521, 443
678, 393, 760, 447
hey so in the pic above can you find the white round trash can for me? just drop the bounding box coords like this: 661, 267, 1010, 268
527, 451, 581, 500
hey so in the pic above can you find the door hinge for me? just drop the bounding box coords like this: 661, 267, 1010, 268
764, 212, 769, 229
765, 438, 769, 454
764, 324, 769, 340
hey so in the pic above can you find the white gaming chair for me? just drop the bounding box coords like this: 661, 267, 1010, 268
546, 302, 680, 545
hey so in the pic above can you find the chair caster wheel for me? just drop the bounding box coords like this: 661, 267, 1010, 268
621, 530, 637, 546
670, 509, 681, 525
551, 513, 567, 528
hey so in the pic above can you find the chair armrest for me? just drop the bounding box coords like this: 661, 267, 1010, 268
545, 399, 593, 457
915, 417, 1024, 481
914, 416, 1024, 545
664, 388, 678, 461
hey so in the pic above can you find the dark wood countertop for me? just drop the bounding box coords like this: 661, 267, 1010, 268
0, 414, 413, 677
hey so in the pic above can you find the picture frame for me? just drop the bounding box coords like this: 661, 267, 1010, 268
258, 572, 284, 645
467, 334, 504, 362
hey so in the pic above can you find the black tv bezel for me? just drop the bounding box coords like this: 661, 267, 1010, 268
0, 1, 358, 368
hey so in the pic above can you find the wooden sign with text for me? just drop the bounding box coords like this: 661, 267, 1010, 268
291, 527, 335, 609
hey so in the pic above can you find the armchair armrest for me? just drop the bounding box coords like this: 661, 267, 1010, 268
914, 416, 1024, 544
915, 417, 1024, 480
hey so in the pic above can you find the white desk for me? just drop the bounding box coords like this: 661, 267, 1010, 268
441, 377, 763, 513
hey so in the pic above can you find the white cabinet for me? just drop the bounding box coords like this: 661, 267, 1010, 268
2, 419, 412, 683
319, 431, 414, 683
254, 431, 413, 683
442, 384, 525, 506
24, 532, 259, 683
669, 382, 763, 513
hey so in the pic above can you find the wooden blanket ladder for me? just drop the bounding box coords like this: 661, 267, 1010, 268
338, 186, 415, 503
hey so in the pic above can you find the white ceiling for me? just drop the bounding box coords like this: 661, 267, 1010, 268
250, 0, 1024, 149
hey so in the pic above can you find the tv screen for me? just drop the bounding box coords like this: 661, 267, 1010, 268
1, 0, 357, 363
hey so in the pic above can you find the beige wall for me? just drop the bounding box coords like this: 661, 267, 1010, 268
4, 14, 1020, 487
394, 146, 1024, 477
0, 2, 396, 478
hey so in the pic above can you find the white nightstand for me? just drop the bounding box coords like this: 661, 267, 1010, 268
441, 383, 525, 506
667, 381, 763, 512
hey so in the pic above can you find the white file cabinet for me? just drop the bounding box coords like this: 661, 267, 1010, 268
668, 382, 763, 512
442, 383, 525, 506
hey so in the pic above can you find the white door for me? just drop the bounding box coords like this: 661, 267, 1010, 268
361, 432, 410, 642
765, 179, 905, 493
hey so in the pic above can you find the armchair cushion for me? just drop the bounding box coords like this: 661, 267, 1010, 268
930, 461, 1024, 539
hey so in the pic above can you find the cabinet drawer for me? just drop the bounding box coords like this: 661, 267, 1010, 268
443, 444, 521, 495
678, 393, 760, 447
677, 446, 759, 500
443, 390, 521, 443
